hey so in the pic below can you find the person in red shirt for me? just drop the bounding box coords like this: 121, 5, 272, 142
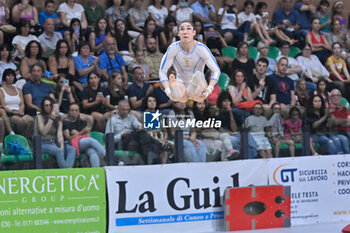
328, 89, 350, 153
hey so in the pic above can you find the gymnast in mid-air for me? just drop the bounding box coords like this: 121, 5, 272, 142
159, 21, 220, 103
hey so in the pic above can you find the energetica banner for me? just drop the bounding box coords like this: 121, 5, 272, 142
0, 168, 106, 233
105, 160, 269, 233
268, 155, 350, 225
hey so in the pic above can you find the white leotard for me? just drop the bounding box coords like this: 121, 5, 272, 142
159, 41, 220, 86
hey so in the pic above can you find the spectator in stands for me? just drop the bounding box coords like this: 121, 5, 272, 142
168, 101, 207, 162
142, 94, 171, 164
255, 1, 293, 44
106, 0, 128, 32
244, 103, 273, 158
316, 0, 331, 34
193, 100, 239, 161
144, 36, 163, 82
98, 36, 128, 85
19, 40, 46, 82
105, 99, 160, 164
217, 0, 250, 45
89, 17, 111, 55
231, 41, 255, 78
81, 72, 110, 132
268, 57, 296, 111
0, 69, 33, 138
12, 20, 39, 59
54, 74, 75, 114
0, 44, 17, 86
58, 0, 87, 30
11, 0, 39, 28
294, 0, 316, 37
73, 41, 99, 89
39, 0, 59, 26
23, 62, 54, 116
228, 69, 252, 126
238, 0, 272, 44
326, 19, 350, 64
127, 67, 153, 111
273, 0, 301, 40
83, 0, 106, 30
0, 0, 10, 44
63, 103, 106, 167
306, 17, 332, 65
276, 41, 303, 86
104, 71, 126, 111
326, 42, 350, 99
297, 42, 331, 86
137, 17, 159, 52
306, 94, 346, 155
268, 102, 295, 157
228, 69, 253, 106
39, 18, 63, 58
249, 57, 277, 113
160, 16, 177, 52
204, 27, 232, 70
127, 0, 149, 33
169, 0, 193, 26
328, 89, 350, 144
216, 91, 258, 159
256, 41, 275, 75
295, 78, 310, 107
284, 106, 318, 155
332, 1, 346, 30
114, 19, 135, 66
191, 0, 217, 28
148, 0, 168, 30
48, 39, 75, 83
193, 18, 205, 43
128, 50, 150, 82
64, 18, 86, 55
314, 78, 330, 106
38, 97, 76, 168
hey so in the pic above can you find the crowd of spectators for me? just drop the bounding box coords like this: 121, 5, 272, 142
1, 0, 350, 169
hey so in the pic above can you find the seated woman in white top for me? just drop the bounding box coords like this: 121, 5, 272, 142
57, 0, 87, 29
169, 0, 193, 25
0, 69, 34, 138
147, 0, 168, 29
127, 0, 149, 33
296, 42, 331, 83
12, 19, 39, 59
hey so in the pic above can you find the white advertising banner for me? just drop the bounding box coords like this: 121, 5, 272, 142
105, 160, 268, 233
268, 155, 350, 226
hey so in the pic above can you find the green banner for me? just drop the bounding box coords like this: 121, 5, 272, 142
0, 168, 106, 233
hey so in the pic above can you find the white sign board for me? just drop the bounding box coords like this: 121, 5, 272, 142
268, 155, 350, 225
106, 160, 268, 233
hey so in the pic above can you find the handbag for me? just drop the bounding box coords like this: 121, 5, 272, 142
0, 24, 16, 34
